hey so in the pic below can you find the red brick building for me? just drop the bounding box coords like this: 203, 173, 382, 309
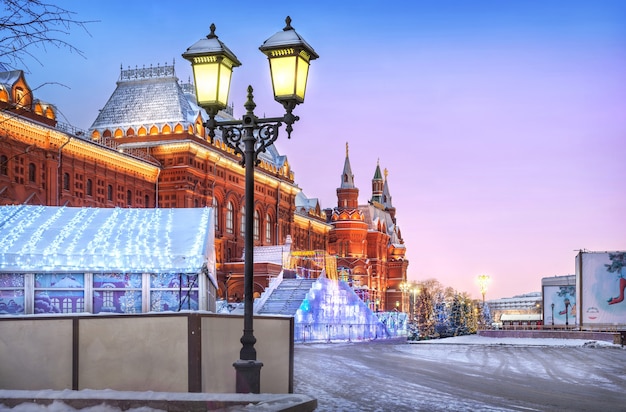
327, 144, 408, 311
0, 65, 408, 311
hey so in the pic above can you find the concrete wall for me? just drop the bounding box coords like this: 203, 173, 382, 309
0, 312, 293, 393
0, 319, 73, 390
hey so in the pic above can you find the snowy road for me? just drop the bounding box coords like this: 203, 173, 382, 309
293, 336, 626, 411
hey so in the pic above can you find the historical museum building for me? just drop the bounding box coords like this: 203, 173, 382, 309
0, 64, 408, 311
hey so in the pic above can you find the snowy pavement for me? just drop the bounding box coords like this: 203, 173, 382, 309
294, 335, 626, 411
1, 335, 624, 411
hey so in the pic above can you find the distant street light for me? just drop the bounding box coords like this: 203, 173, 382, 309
551, 302, 555, 326
183, 16, 318, 394
477, 274, 490, 307
411, 286, 419, 322
399, 282, 410, 313
564, 298, 570, 328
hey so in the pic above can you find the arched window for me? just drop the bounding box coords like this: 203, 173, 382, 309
63, 172, 70, 190
107, 184, 113, 201
265, 213, 272, 244
86, 179, 93, 196
127, 189, 132, 206
240, 205, 246, 237
0, 155, 7, 175
213, 197, 220, 231
253, 210, 260, 241
226, 201, 234, 233
27, 163, 35, 182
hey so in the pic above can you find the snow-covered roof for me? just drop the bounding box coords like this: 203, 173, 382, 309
245, 236, 292, 265
89, 65, 196, 131
0, 206, 215, 280
88, 64, 287, 168
0, 70, 22, 88
295, 191, 320, 214
360, 204, 399, 243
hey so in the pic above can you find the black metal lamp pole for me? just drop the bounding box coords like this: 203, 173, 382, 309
183, 17, 318, 394
564, 298, 570, 328
220, 87, 287, 392
551, 302, 555, 326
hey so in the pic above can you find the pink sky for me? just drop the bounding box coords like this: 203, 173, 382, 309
20, 1, 626, 299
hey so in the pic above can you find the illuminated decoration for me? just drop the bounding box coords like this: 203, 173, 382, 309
0, 205, 215, 278
294, 276, 390, 342
477, 274, 490, 305
286, 250, 337, 280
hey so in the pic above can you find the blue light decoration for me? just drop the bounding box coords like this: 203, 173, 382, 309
0, 205, 216, 315
294, 276, 391, 343
0, 205, 214, 275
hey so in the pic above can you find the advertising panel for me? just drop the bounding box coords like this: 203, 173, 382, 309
579, 251, 626, 326
543, 285, 576, 326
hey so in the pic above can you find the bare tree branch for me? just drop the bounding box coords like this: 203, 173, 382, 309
0, 0, 94, 71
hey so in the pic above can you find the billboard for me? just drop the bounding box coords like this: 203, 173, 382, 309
577, 251, 626, 327
543, 285, 576, 326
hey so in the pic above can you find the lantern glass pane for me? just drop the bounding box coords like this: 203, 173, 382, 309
296, 55, 310, 101
217, 61, 233, 107
269, 56, 297, 99
192, 62, 219, 106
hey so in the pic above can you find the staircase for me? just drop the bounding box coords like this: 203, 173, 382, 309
257, 278, 317, 316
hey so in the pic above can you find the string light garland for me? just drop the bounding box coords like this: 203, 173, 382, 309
0, 205, 213, 274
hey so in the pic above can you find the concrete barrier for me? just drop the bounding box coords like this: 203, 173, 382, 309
0, 312, 294, 394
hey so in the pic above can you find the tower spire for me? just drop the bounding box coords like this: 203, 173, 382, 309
340, 141, 355, 189
337, 142, 359, 209
371, 159, 384, 204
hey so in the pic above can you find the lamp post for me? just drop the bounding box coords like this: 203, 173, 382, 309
564, 298, 570, 328
399, 282, 409, 313
477, 274, 490, 307
183, 17, 318, 394
551, 302, 555, 326
411, 287, 418, 322
477, 275, 490, 329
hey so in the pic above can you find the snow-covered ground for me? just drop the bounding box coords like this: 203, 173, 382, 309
1, 335, 623, 411
412, 334, 620, 347
294, 335, 625, 411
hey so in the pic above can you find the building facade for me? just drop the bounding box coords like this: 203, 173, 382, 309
326, 144, 408, 311
0, 65, 408, 312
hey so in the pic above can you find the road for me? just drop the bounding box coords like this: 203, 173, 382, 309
293, 338, 626, 411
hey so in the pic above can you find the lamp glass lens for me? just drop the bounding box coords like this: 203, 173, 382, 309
193, 62, 220, 106
269, 56, 296, 99
295, 55, 310, 101
217, 62, 232, 107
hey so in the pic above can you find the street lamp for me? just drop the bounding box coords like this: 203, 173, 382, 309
551, 302, 555, 326
477, 274, 490, 307
564, 298, 570, 328
183, 17, 318, 394
399, 282, 410, 313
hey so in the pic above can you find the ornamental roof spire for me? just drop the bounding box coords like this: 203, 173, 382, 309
340, 141, 355, 189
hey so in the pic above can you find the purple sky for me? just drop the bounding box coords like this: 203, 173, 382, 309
20, 1, 626, 300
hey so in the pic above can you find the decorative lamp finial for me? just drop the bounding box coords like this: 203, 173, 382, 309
284, 16, 293, 31
207, 23, 217, 39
